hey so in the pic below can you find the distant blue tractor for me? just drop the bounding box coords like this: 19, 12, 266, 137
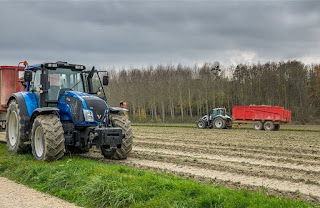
6, 61, 132, 161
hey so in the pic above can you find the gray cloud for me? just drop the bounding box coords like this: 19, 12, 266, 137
0, 0, 320, 68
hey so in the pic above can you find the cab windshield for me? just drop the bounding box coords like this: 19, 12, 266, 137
217, 109, 226, 116
48, 68, 84, 100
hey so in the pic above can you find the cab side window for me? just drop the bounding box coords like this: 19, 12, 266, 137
29, 71, 41, 106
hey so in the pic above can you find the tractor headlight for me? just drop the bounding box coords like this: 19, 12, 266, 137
75, 65, 84, 69
83, 109, 94, 122
47, 63, 58, 68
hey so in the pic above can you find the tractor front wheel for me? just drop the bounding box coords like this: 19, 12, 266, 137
31, 114, 65, 161
214, 117, 226, 129
6, 100, 29, 153
101, 113, 133, 160
196, 120, 206, 129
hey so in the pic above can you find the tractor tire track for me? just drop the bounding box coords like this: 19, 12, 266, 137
82, 151, 320, 203
132, 147, 320, 182
135, 141, 320, 167
135, 139, 320, 161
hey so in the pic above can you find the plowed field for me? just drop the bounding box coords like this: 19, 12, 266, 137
1, 125, 320, 204
85, 125, 320, 204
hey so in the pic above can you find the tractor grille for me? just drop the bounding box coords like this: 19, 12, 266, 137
65, 96, 85, 123
84, 97, 107, 122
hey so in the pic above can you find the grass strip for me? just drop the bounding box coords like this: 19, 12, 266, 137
0, 143, 315, 208
132, 123, 320, 132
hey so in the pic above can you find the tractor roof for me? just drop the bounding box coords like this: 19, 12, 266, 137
26, 61, 86, 71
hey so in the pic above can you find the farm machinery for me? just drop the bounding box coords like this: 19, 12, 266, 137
196, 108, 232, 129
1, 61, 132, 161
196, 105, 291, 131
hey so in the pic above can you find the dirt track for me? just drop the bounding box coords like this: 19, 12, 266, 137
0, 177, 80, 208
85, 125, 320, 204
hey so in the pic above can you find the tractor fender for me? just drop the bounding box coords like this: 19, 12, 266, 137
8, 92, 38, 116
7, 93, 29, 117
30, 107, 60, 124
7, 93, 32, 135
215, 115, 231, 121
109, 107, 128, 113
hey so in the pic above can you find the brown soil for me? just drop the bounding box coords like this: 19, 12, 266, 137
84, 126, 320, 204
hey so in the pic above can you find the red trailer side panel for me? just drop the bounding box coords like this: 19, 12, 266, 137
0, 66, 25, 111
232, 105, 291, 123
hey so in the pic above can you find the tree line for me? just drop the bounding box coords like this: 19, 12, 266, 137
104, 61, 320, 124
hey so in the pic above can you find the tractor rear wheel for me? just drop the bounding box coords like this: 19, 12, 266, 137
5, 100, 29, 153
101, 113, 133, 160
253, 121, 263, 130
214, 117, 226, 129
31, 114, 65, 161
196, 120, 206, 129
264, 121, 275, 131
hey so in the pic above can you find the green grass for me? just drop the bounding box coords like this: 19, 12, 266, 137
0, 144, 315, 208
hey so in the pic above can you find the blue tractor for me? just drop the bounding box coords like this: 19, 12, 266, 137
6, 61, 132, 161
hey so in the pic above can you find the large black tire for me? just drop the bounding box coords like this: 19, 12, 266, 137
274, 124, 280, 131
213, 117, 226, 129
226, 120, 233, 129
31, 114, 65, 161
101, 113, 133, 160
253, 121, 264, 130
196, 120, 206, 129
5, 100, 29, 153
264, 121, 275, 131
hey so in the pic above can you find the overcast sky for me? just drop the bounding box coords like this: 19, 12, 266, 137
0, 0, 319, 69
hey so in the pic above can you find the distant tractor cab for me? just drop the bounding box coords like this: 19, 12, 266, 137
196, 108, 232, 129
5, 61, 133, 161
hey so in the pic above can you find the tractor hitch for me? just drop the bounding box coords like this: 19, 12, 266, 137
93, 126, 123, 149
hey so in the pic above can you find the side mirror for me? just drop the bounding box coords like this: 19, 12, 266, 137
103, 76, 108, 86
24, 70, 32, 82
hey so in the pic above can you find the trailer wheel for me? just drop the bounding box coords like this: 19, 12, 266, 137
253, 121, 263, 130
264, 121, 275, 131
274, 124, 280, 131
196, 120, 206, 129
101, 113, 133, 160
214, 117, 226, 129
31, 114, 65, 161
5, 100, 29, 153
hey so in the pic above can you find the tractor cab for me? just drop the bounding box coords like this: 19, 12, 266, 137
24, 62, 107, 108
211, 108, 226, 119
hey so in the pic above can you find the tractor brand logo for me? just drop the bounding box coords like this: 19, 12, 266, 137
97, 114, 102, 119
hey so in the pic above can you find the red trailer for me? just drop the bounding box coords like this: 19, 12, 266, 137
0, 66, 25, 130
232, 105, 291, 131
